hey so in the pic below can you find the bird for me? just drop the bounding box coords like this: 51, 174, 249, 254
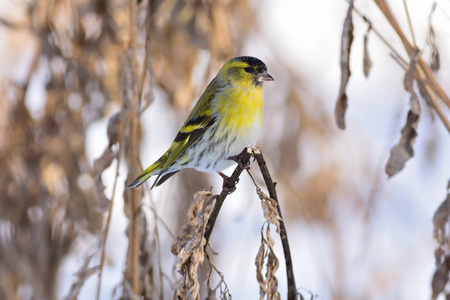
127, 56, 274, 189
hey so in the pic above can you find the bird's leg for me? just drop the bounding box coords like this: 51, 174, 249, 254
218, 172, 238, 193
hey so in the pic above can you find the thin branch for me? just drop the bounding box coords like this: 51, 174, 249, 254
96, 148, 123, 300
403, 0, 417, 47
252, 148, 297, 300
416, 70, 450, 131
147, 198, 176, 240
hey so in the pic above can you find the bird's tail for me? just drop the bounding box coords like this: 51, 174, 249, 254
127, 158, 164, 189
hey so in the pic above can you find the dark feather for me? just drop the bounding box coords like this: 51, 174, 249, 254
155, 171, 179, 187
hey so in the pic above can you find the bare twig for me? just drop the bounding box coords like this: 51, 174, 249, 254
96, 148, 122, 300
402, 0, 417, 47
415, 69, 450, 131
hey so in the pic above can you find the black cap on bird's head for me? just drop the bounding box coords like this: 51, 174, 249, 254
233, 56, 266, 68
226, 56, 274, 86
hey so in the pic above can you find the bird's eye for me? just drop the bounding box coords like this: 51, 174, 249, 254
244, 67, 253, 73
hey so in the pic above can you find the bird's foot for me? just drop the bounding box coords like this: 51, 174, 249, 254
219, 172, 238, 194
228, 150, 251, 170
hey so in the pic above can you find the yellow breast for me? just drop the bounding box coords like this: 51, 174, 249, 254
215, 85, 264, 133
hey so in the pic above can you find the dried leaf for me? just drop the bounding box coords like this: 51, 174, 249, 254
363, 26, 373, 78
430, 181, 450, 300
385, 49, 421, 177
257, 188, 281, 230
428, 3, 440, 72
172, 190, 215, 300
255, 232, 268, 299
433, 182, 450, 246
255, 224, 280, 300
266, 251, 280, 299
334, 0, 354, 130
432, 254, 450, 300
417, 81, 434, 109
265, 226, 280, 300
428, 26, 440, 72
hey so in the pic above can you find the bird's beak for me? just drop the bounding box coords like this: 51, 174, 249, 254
260, 71, 274, 81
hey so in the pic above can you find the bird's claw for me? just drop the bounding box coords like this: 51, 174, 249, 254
228, 153, 250, 170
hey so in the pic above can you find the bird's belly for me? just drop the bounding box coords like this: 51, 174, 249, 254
185, 117, 262, 172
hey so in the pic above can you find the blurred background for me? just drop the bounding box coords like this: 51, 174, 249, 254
0, 0, 449, 299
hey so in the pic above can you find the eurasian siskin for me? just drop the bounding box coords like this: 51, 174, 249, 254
127, 56, 274, 189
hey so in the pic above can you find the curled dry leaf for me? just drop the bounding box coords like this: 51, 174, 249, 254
255, 240, 267, 298
430, 181, 450, 299
428, 3, 440, 72
385, 49, 421, 177
428, 26, 440, 72
363, 26, 373, 78
334, 0, 354, 130
257, 188, 281, 231
255, 224, 280, 300
433, 182, 450, 248
172, 189, 215, 300
431, 254, 450, 300
266, 249, 281, 300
